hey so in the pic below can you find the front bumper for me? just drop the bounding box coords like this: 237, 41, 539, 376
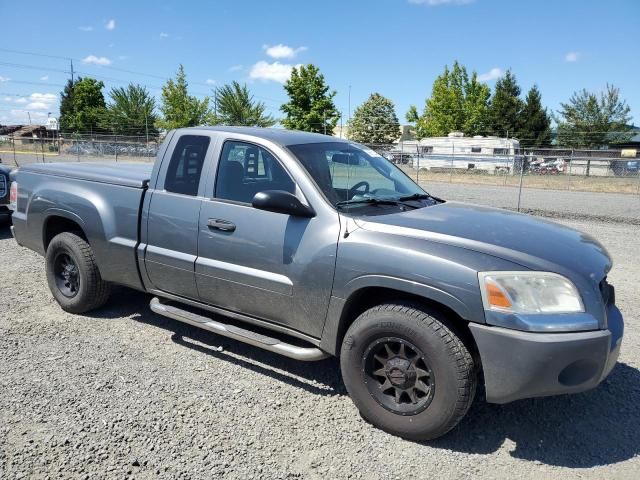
470, 304, 623, 404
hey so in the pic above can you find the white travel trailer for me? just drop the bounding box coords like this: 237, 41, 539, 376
398, 132, 521, 174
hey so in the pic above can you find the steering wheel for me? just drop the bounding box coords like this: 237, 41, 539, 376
348, 181, 370, 199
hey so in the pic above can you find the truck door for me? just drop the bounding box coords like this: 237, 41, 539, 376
195, 140, 340, 338
144, 133, 214, 299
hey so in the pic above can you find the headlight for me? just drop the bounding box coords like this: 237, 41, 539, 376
479, 272, 584, 314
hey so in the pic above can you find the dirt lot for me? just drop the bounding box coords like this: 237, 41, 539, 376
1, 217, 638, 480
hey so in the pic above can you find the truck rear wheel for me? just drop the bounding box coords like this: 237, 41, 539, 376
45, 232, 111, 313
340, 302, 476, 440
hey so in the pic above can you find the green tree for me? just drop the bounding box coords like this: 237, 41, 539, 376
487, 69, 523, 137
212, 81, 276, 127
59, 78, 78, 132
348, 93, 400, 144
59, 77, 107, 133
407, 62, 489, 138
157, 65, 210, 130
556, 84, 632, 148
280, 64, 340, 134
462, 72, 491, 136
106, 84, 158, 137
517, 85, 551, 147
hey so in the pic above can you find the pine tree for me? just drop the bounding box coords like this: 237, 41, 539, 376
280, 64, 340, 134
106, 84, 158, 137
556, 84, 632, 148
517, 85, 551, 147
348, 93, 400, 144
157, 65, 210, 130
212, 81, 276, 127
59, 78, 79, 132
487, 69, 523, 137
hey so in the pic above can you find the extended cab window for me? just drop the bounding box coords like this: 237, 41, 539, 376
215, 141, 295, 203
164, 135, 210, 196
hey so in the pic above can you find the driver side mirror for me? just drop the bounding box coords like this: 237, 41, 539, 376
252, 190, 315, 218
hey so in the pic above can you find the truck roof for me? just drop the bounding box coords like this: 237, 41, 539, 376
175, 126, 346, 147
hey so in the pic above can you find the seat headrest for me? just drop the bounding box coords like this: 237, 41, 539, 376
223, 160, 244, 179
331, 153, 354, 165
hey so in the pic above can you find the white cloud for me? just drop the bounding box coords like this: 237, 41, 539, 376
78, 26, 94, 32
105, 19, 116, 31
83, 55, 112, 66
478, 67, 504, 82
159, 32, 169, 38
206, 79, 216, 85
565, 51, 580, 62
0, 76, 10, 82
409, 0, 473, 5
229, 65, 243, 72
15, 98, 28, 104
7, 109, 48, 124
25, 102, 50, 110
263, 44, 307, 60
24, 93, 57, 111
40, 75, 49, 81
249, 61, 301, 83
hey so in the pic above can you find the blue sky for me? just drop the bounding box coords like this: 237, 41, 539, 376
1, 0, 638, 128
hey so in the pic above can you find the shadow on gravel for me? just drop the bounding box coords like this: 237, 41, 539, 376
95, 288, 345, 398
426, 362, 640, 468
95, 288, 639, 468
0, 222, 13, 240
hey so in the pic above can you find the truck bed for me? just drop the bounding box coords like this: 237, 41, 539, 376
20, 162, 153, 188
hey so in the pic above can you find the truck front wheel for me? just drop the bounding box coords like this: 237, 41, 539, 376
340, 302, 476, 440
45, 232, 111, 313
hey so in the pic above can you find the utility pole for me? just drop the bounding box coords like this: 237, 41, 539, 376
348, 85, 352, 122
145, 113, 149, 146
27, 112, 32, 125
70, 59, 75, 83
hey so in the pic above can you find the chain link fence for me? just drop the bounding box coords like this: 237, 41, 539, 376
0, 134, 160, 166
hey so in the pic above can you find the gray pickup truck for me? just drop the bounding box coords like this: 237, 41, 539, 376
10, 127, 624, 440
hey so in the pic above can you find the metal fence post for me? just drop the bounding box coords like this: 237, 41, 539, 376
41, 138, 45, 163
567, 148, 573, 191
12, 135, 19, 167
516, 158, 525, 212
450, 141, 454, 183
415, 143, 420, 184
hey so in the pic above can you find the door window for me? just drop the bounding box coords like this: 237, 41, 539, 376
215, 141, 295, 203
164, 135, 211, 196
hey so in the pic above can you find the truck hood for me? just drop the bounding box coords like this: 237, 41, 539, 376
353, 201, 611, 281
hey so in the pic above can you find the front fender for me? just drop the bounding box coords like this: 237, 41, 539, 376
344, 274, 473, 320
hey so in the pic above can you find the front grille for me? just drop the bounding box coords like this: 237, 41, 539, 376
0, 174, 6, 199
599, 277, 615, 306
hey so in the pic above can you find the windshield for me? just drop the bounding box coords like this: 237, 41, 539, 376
287, 142, 427, 209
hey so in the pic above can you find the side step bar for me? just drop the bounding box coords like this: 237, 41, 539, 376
149, 297, 329, 361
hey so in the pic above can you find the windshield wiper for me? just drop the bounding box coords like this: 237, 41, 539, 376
397, 193, 443, 202
336, 198, 405, 208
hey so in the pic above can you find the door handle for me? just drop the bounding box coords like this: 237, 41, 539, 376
207, 218, 236, 232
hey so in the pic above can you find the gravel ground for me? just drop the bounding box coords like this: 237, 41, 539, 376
0, 215, 639, 480
426, 183, 640, 223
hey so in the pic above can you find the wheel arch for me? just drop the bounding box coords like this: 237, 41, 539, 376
321, 280, 481, 365
42, 211, 88, 252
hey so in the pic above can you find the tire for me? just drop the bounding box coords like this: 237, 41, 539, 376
340, 302, 476, 441
45, 232, 111, 313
